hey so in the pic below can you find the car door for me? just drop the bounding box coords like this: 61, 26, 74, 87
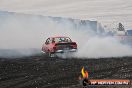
44, 38, 50, 52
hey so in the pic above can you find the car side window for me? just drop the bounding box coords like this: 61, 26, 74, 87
52, 38, 55, 43
49, 38, 52, 44
45, 38, 50, 44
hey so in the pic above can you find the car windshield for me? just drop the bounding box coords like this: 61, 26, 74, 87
53, 37, 72, 43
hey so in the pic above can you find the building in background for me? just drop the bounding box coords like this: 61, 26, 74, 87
127, 30, 132, 36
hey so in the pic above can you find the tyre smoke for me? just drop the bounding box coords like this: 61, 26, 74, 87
0, 11, 132, 58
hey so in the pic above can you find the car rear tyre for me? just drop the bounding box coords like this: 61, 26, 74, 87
48, 52, 55, 57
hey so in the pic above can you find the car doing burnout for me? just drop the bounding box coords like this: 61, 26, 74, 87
42, 36, 77, 57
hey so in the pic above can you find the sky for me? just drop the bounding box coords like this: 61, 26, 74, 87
0, 0, 132, 29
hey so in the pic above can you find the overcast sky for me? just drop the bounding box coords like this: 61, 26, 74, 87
0, 0, 132, 28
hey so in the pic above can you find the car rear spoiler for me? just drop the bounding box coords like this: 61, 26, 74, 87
55, 42, 76, 46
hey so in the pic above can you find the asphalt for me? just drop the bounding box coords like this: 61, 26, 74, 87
0, 56, 132, 88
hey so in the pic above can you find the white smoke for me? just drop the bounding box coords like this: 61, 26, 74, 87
0, 12, 132, 58
76, 37, 132, 58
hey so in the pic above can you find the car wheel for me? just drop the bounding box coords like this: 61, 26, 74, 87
48, 52, 55, 57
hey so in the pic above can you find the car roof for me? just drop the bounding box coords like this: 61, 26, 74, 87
49, 36, 69, 38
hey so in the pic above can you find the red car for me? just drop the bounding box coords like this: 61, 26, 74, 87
42, 36, 77, 57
